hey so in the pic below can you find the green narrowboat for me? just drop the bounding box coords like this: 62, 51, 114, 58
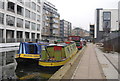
39, 41, 78, 67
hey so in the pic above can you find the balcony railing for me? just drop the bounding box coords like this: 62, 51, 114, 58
25, 39, 30, 42
6, 38, 15, 43
17, 38, 24, 42
0, 38, 5, 43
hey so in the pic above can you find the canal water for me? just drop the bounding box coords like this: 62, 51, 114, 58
0, 47, 60, 80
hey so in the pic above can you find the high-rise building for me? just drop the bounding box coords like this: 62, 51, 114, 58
41, 0, 60, 41
60, 19, 72, 41
0, 0, 42, 43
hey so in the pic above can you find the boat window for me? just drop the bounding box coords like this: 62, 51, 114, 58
67, 47, 70, 54
28, 44, 37, 54
41, 46, 45, 50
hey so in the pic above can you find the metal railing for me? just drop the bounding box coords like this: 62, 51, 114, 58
16, 38, 24, 42
6, 38, 15, 43
0, 38, 5, 43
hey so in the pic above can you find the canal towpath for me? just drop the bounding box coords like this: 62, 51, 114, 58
71, 43, 118, 79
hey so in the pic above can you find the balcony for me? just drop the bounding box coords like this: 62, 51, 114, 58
50, 20, 55, 24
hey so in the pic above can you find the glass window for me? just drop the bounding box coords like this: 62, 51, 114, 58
17, 5, 24, 16
103, 12, 111, 21
31, 22, 36, 30
7, 2, 15, 13
31, 12, 36, 20
37, 0, 41, 4
37, 5, 40, 12
28, 44, 37, 54
0, 1, 4, 9
6, 15, 15, 26
25, 9, 30, 18
37, 24, 40, 31
25, 0, 31, 8
17, 18, 23, 28
31, 2, 36, 11
31, 33, 35, 39
17, 0, 24, 4
0, 12, 4, 24
37, 15, 40, 22
25, 20, 30, 29
25, 32, 29, 38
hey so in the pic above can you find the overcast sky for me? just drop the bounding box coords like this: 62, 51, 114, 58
47, 0, 119, 31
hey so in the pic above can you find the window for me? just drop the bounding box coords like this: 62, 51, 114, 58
25, 20, 30, 29
37, 24, 40, 31
103, 12, 111, 21
0, 12, 4, 24
37, 34, 40, 39
37, 5, 40, 12
25, 0, 31, 8
17, 18, 23, 28
37, 0, 41, 4
17, 31, 22, 38
6, 15, 15, 26
25, 9, 30, 18
53, 30, 58, 34
25, 32, 29, 38
0, 1, 4, 9
37, 15, 40, 22
17, 5, 24, 15
31, 22, 36, 30
103, 12, 111, 29
31, 2, 36, 11
28, 44, 37, 54
31, 12, 36, 20
31, 33, 35, 39
17, 0, 24, 4
7, 2, 15, 12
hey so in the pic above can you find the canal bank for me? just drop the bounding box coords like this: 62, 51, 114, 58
49, 45, 86, 80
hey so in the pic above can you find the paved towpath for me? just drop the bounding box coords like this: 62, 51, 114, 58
72, 43, 105, 79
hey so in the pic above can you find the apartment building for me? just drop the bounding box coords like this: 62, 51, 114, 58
0, 0, 42, 43
60, 20, 72, 41
41, 0, 60, 41
95, 8, 118, 42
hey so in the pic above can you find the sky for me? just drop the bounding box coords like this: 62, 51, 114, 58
47, 0, 119, 31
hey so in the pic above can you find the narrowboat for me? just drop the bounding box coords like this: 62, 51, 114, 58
16, 42, 48, 64
39, 41, 78, 67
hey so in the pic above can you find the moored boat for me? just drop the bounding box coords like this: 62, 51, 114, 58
39, 41, 78, 67
16, 42, 48, 64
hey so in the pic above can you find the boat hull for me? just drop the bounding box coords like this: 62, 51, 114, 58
39, 51, 77, 67
16, 58, 39, 65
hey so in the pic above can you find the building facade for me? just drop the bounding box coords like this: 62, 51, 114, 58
0, 0, 42, 43
71, 27, 89, 37
95, 8, 119, 42
41, 0, 60, 41
90, 24, 95, 41
60, 20, 72, 41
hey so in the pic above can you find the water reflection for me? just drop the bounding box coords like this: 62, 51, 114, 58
0, 51, 17, 80
0, 49, 60, 80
